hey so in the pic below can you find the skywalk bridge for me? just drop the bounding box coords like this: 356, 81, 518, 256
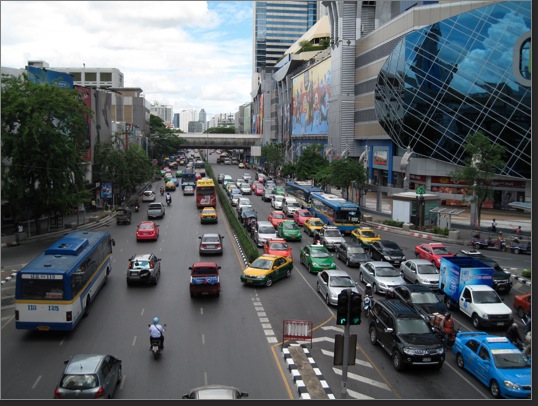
173, 133, 262, 150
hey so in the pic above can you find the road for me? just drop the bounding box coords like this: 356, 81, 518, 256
1, 152, 532, 399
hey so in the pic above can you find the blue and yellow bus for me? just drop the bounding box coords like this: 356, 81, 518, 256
181, 168, 197, 190
309, 192, 361, 234
284, 181, 324, 208
15, 230, 115, 331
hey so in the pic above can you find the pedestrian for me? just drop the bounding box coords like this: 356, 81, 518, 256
440, 312, 455, 348
491, 218, 497, 233
15, 220, 23, 244
514, 225, 522, 235
91, 200, 97, 212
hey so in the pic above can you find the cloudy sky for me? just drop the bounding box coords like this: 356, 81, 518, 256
1, 1, 253, 118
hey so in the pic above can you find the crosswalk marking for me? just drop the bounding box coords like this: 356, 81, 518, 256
332, 367, 391, 390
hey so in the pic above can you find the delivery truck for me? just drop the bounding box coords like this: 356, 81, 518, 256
438, 256, 513, 329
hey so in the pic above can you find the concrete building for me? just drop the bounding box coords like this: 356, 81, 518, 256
150, 101, 173, 126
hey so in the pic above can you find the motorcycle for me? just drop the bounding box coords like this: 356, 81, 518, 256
134, 204, 140, 213
160, 188, 165, 196
166, 199, 171, 206
363, 294, 373, 318
149, 323, 166, 360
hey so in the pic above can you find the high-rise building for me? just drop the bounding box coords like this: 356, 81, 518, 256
150, 101, 173, 126
198, 109, 207, 131
179, 109, 198, 133
173, 113, 180, 129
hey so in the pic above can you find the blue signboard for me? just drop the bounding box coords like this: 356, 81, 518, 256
26, 66, 74, 89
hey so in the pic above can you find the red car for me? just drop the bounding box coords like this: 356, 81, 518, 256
263, 238, 293, 258
293, 209, 313, 226
512, 293, 531, 318
136, 221, 160, 241
414, 242, 453, 268
268, 211, 287, 228
253, 183, 264, 196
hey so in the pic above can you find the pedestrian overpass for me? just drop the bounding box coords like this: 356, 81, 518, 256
173, 133, 262, 150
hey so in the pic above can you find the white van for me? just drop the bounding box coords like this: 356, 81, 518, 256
282, 197, 301, 217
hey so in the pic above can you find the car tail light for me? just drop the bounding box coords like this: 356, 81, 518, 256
150, 262, 154, 269
200, 244, 206, 249
216, 244, 222, 248
66, 311, 72, 321
54, 387, 62, 399
94, 387, 105, 399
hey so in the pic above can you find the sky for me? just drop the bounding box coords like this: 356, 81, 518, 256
1, 1, 254, 118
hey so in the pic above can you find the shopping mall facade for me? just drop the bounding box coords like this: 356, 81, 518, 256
263, 1, 531, 210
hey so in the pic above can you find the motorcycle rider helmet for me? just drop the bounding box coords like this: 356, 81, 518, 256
366, 283, 372, 288
444, 312, 451, 319
153, 317, 159, 324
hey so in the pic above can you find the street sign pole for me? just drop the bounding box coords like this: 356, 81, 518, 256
340, 288, 351, 399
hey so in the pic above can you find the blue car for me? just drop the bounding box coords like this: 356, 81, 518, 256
452, 332, 531, 399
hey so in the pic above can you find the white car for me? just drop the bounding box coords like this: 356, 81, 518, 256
142, 190, 156, 202
252, 221, 277, 247
271, 195, 285, 210
359, 261, 406, 294
240, 184, 252, 195
316, 269, 360, 306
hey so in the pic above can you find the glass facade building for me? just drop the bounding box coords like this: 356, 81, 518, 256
375, 1, 531, 180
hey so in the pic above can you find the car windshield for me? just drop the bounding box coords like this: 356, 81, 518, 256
396, 318, 431, 334
417, 264, 439, 274
347, 246, 365, 254
269, 242, 289, 250
432, 246, 450, 254
329, 276, 356, 288
60, 374, 98, 390
131, 261, 149, 269
299, 211, 312, 217
283, 223, 298, 230
325, 230, 341, 237
311, 249, 330, 258
310, 220, 324, 227
139, 224, 155, 230
273, 213, 286, 219
251, 258, 273, 270
375, 266, 400, 277
492, 350, 531, 369
288, 202, 300, 208
410, 291, 439, 304
192, 267, 217, 276
361, 230, 376, 238
203, 236, 220, 243
259, 227, 276, 234
473, 291, 502, 304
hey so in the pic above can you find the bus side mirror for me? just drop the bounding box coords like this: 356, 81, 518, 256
111, 239, 116, 246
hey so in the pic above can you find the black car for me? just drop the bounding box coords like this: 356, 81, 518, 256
368, 240, 406, 266
392, 284, 447, 322
335, 242, 369, 267
453, 249, 512, 294
368, 299, 445, 371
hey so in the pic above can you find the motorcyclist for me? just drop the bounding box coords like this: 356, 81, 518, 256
166, 193, 172, 205
313, 231, 322, 245
160, 185, 165, 195
364, 283, 373, 298
440, 312, 455, 348
506, 322, 524, 349
149, 317, 165, 350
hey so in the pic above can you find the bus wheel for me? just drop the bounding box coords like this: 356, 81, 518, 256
83, 296, 91, 317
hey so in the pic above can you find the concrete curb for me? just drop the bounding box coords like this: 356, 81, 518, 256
283, 344, 335, 399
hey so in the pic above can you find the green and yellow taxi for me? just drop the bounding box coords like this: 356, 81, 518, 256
272, 186, 286, 196
200, 207, 218, 224
303, 218, 325, 237
276, 220, 302, 241
350, 226, 381, 248
240, 254, 293, 287
300, 244, 337, 273
165, 181, 176, 191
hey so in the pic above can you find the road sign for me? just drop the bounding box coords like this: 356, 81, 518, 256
416, 186, 425, 195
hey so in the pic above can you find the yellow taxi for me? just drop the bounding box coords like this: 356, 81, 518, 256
200, 207, 218, 224
303, 217, 325, 237
350, 226, 381, 248
240, 254, 293, 287
165, 181, 176, 191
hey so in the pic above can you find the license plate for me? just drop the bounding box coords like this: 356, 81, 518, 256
394, 261, 400, 265
247, 280, 252, 283
422, 357, 431, 362
497, 322, 505, 326
130, 271, 138, 276
207, 245, 215, 249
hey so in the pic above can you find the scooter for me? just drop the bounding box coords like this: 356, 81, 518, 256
166, 199, 171, 206
363, 294, 372, 318
160, 188, 165, 196
148, 324, 166, 360
134, 204, 140, 213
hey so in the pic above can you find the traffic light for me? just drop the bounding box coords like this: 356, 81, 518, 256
336, 290, 350, 325
349, 291, 362, 325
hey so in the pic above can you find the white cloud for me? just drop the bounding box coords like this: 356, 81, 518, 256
1, 1, 253, 117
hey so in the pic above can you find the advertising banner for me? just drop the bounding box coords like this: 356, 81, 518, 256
100, 182, 113, 199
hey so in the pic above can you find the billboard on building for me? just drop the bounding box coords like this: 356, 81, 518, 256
292, 58, 331, 136
26, 66, 74, 89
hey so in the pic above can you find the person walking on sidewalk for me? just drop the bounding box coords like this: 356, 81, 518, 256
490, 219, 497, 233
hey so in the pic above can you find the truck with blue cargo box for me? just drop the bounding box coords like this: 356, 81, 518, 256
439, 256, 513, 329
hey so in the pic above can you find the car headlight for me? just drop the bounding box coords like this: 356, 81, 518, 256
402, 347, 423, 356
312, 262, 320, 267
503, 380, 523, 390
255, 275, 266, 280
378, 282, 387, 289
383, 255, 392, 261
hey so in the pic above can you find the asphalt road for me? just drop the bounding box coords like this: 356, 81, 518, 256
1, 153, 532, 400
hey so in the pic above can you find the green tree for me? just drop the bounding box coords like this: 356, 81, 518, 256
329, 158, 367, 201
206, 126, 235, 133
149, 114, 185, 160
281, 162, 297, 178
261, 143, 286, 175
1, 74, 92, 234
448, 131, 506, 227
295, 144, 329, 181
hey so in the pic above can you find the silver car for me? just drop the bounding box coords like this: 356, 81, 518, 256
253, 220, 277, 247
321, 226, 346, 250
54, 354, 122, 399
198, 233, 224, 255
316, 269, 359, 306
182, 384, 248, 399
399, 259, 440, 290
359, 261, 406, 294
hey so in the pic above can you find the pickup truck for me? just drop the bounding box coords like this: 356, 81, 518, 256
116, 207, 132, 225
439, 256, 513, 329
189, 262, 221, 298
147, 202, 165, 219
